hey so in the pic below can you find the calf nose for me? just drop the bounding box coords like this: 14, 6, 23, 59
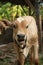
17, 34, 25, 39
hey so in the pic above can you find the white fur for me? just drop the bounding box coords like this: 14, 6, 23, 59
23, 42, 39, 58
23, 44, 32, 57
34, 41, 39, 59
17, 17, 24, 23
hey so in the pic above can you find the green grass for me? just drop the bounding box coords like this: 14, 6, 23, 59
0, 57, 43, 65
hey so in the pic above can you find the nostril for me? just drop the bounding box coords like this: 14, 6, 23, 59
17, 34, 25, 38
17, 35, 20, 38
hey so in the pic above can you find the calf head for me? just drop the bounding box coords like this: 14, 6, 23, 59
12, 17, 29, 49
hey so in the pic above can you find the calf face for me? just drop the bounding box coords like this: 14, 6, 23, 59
12, 17, 29, 48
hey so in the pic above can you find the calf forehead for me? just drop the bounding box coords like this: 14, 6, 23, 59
16, 17, 28, 26
17, 17, 24, 23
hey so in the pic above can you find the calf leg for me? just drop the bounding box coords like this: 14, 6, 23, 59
19, 53, 25, 65
23, 45, 32, 65
34, 41, 39, 65
30, 47, 34, 65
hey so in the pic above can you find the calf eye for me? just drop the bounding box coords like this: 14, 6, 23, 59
13, 25, 17, 29
26, 25, 28, 29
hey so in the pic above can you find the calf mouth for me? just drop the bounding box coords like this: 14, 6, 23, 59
17, 38, 27, 45
15, 38, 27, 49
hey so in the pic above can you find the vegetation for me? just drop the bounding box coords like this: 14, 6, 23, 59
0, 2, 29, 21
0, 56, 43, 65
0, 2, 43, 21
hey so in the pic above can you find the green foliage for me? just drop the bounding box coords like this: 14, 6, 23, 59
0, 2, 43, 21
0, 2, 29, 21
0, 2, 12, 21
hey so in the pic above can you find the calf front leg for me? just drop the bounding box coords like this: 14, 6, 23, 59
30, 47, 34, 65
19, 53, 25, 65
34, 41, 39, 65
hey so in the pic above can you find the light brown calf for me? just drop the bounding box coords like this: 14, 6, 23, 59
0, 16, 39, 65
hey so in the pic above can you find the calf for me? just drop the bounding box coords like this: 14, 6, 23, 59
1, 16, 39, 65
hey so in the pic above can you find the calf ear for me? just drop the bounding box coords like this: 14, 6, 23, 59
0, 20, 6, 34
1, 19, 12, 26
0, 19, 13, 30
0, 20, 6, 28
0, 19, 16, 30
